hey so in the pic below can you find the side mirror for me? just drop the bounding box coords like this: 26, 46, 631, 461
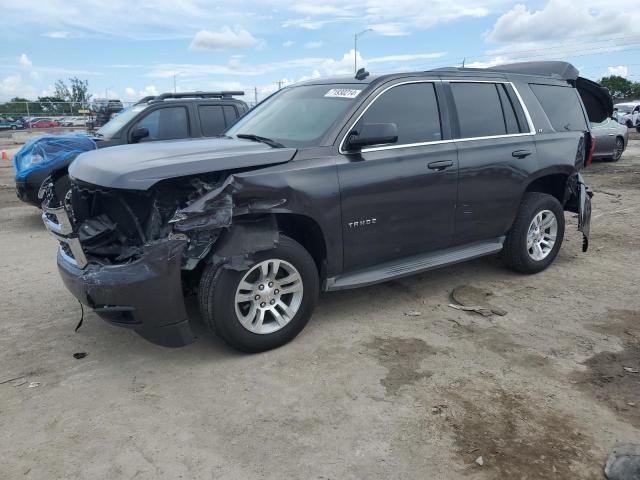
131, 127, 149, 143
347, 122, 398, 150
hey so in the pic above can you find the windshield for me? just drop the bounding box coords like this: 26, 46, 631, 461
614, 104, 634, 114
96, 105, 146, 138
226, 84, 365, 148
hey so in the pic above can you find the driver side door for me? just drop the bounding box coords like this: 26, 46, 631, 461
336, 81, 458, 271
129, 106, 190, 143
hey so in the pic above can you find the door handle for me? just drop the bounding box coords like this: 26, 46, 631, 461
427, 160, 454, 171
512, 150, 532, 159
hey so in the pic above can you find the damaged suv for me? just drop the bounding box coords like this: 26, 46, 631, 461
41, 61, 611, 352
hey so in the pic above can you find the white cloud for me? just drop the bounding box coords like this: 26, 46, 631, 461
19, 54, 32, 68
289, 4, 348, 16
0, 74, 39, 100
125, 87, 136, 97
190, 27, 259, 50
147, 49, 449, 80
44, 31, 70, 38
304, 41, 323, 49
140, 85, 159, 96
367, 52, 446, 63
282, 40, 295, 47
486, 0, 638, 43
368, 23, 409, 36
608, 65, 628, 77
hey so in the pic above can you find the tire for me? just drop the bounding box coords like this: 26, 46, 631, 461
611, 137, 624, 162
502, 192, 565, 274
10, 125, 16, 130
636, 126, 640, 134
198, 235, 319, 352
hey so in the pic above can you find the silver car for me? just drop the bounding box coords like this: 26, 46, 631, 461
591, 118, 628, 161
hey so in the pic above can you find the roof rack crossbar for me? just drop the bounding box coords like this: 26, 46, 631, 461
150, 91, 245, 102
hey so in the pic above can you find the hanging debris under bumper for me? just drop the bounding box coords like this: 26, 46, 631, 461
565, 172, 592, 252
56, 239, 195, 347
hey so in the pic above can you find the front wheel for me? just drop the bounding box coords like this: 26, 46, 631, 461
502, 192, 565, 274
198, 235, 319, 352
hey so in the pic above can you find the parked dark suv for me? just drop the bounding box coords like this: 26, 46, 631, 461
15, 91, 248, 206
41, 62, 610, 352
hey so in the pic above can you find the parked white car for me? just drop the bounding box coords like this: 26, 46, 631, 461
613, 101, 640, 130
62, 116, 89, 127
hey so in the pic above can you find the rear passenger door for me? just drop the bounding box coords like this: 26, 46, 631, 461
198, 104, 239, 137
337, 81, 458, 270
448, 81, 536, 244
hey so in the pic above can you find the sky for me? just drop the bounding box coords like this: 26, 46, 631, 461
1, 0, 640, 103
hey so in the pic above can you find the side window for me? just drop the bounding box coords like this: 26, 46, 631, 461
530, 84, 588, 132
497, 84, 522, 134
223, 105, 238, 127
133, 107, 189, 141
358, 82, 442, 145
451, 83, 508, 138
198, 105, 226, 137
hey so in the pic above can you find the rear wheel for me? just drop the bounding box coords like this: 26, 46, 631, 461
198, 235, 319, 352
611, 137, 624, 161
502, 192, 565, 274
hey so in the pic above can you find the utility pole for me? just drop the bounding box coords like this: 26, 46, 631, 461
276, 81, 283, 90
254, 87, 258, 106
354, 28, 373, 74
173, 74, 177, 93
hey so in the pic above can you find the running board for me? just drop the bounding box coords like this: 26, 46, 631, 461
326, 237, 505, 291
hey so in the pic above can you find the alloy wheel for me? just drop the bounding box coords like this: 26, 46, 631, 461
526, 210, 558, 261
234, 259, 304, 334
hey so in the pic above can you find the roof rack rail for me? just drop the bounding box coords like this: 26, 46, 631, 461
135, 95, 157, 105
150, 91, 245, 102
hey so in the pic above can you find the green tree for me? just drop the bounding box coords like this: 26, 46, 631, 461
37, 96, 67, 114
69, 77, 91, 105
54, 80, 70, 101
599, 75, 634, 99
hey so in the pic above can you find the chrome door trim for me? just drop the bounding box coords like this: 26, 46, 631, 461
339, 79, 537, 155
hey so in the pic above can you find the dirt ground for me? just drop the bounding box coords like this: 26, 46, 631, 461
1, 141, 639, 480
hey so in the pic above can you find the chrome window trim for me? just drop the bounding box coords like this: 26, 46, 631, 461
339, 79, 536, 155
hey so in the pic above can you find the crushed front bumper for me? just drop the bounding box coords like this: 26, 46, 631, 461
56, 240, 195, 347
43, 200, 195, 348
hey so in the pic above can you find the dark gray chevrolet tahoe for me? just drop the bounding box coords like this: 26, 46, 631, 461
41, 61, 611, 352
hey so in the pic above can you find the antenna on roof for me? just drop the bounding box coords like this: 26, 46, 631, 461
462, 57, 466, 68
355, 68, 370, 80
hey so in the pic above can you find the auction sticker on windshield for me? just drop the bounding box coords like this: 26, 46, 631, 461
324, 89, 362, 99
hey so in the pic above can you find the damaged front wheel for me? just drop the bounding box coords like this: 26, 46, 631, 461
198, 235, 319, 352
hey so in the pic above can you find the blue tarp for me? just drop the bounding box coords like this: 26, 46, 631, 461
13, 133, 97, 180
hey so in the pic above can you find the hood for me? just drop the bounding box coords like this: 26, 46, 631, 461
69, 137, 297, 190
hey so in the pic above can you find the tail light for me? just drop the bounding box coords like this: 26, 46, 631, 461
586, 135, 596, 167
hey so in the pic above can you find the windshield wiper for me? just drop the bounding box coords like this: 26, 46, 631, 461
236, 133, 285, 148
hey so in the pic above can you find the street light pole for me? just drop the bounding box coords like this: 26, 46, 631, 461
354, 28, 373, 74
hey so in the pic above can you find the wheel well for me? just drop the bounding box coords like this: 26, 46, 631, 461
274, 214, 327, 275
524, 174, 568, 205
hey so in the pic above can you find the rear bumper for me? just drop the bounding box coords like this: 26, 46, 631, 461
57, 240, 195, 348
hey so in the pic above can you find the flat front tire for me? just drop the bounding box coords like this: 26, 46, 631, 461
198, 235, 319, 352
502, 192, 565, 274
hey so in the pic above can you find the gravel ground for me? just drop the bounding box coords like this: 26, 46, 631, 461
0, 142, 639, 480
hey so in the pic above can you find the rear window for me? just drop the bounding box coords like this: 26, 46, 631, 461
530, 84, 587, 132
